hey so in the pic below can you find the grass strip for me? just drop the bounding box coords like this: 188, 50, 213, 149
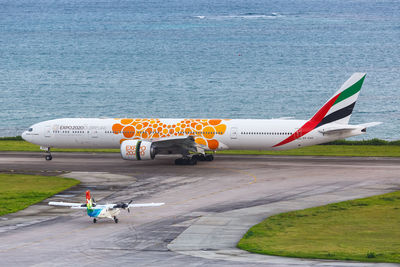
0, 173, 80, 216
217, 145, 400, 157
1, 140, 400, 157
238, 191, 400, 263
0, 140, 119, 152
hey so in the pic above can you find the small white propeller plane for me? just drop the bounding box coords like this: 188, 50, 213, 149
48, 190, 165, 223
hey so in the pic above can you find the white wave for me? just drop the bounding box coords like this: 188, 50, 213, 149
195, 13, 283, 20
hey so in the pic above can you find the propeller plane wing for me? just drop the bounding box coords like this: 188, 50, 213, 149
48, 190, 164, 223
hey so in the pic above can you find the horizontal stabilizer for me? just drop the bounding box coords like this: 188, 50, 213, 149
319, 121, 382, 134
357, 122, 382, 128
319, 125, 359, 134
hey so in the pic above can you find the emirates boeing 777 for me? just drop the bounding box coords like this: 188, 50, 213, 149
22, 73, 381, 165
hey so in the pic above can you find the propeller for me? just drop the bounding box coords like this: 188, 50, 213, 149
114, 200, 133, 212
127, 200, 133, 213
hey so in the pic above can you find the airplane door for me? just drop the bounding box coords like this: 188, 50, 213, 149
294, 128, 301, 138
294, 128, 302, 146
230, 127, 238, 139
45, 126, 51, 138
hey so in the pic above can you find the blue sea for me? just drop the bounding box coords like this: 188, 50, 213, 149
1, 0, 399, 140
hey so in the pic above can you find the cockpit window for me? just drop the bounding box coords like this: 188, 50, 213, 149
28, 128, 33, 132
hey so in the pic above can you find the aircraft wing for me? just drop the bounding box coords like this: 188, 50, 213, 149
99, 203, 165, 209
128, 202, 165, 208
274, 117, 294, 120
48, 201, 86, 209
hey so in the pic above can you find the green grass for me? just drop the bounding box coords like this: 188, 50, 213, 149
1, 138, 400, 157
217, 145, 400, 157
0, 140, 119, 152
238, 191, 400, 263
324, 138, 400, 146
0, 173, 80, 216
0, 136, 23, 141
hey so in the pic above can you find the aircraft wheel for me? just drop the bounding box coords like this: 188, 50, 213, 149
175, 158, 197, 165
196, 154, 206, 161
205, 154, 214, 161
45, 155, 52, 161
175, 158, 184, 165
114, 217, 119, 223
93, 218, 97, 223
189, 157, 197, 165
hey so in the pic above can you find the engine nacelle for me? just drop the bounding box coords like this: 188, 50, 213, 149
120, 140, 155, 160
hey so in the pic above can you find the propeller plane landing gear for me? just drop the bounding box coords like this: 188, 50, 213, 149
93, 218, 97, 223
113, 216, 119, 223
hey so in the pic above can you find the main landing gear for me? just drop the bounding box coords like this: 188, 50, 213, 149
175, 157, 198, 165
174, 154, 214, 165
93, 218, 97, 223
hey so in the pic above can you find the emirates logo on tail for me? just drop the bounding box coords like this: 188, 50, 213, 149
274, 73, 366, 147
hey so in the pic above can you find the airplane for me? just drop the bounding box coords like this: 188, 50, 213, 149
22, 73, 381, 165
48, 190, 165, 223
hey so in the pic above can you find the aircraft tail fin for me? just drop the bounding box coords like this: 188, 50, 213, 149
311, 73, 366, 127
273, 73, 367, 148
86, 190, 92, 209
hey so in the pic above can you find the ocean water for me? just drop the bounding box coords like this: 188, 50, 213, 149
1, 0, 399, 140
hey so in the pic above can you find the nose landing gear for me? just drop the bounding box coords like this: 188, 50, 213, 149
41, 146, 52, 161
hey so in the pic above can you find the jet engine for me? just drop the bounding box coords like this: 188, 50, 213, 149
120, 140, 155, 160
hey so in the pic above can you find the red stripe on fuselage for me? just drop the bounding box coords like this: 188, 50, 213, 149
273, 93, 340, 147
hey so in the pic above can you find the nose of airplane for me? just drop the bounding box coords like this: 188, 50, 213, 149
21, 130, 32, 142
21, 131, 27, 141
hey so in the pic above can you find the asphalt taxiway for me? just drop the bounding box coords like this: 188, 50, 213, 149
0, 152, 399, 266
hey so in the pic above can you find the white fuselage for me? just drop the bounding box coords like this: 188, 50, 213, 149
22, 118, 365, 152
